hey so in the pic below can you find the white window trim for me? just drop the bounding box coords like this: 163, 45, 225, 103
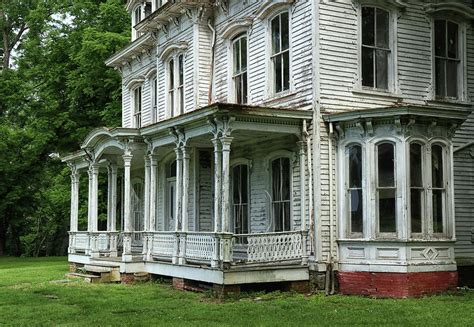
164, 51, 186, 119
264, 150, 295, 232
429, 16, 468, 103
227, 32, 249, 104
265, 8, 294, 100
354, 2, 400, 96
230, 159, 252, 234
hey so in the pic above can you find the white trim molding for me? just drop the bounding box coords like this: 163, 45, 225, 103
424, 3, 474, 20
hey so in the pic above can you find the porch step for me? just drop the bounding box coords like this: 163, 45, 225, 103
65, 272, 102, 284
84, 265, 113, 273
88, 260, 121, 267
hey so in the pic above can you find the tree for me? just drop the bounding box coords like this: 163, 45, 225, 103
0, 0, 129, 256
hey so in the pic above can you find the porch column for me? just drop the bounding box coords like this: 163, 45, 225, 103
148, 154, 158, 261
182, 146, 191, 232
211, 138, 222, 267
69, 167, 80, 254
220, 136, 233, 264
173, 146, 183, 264
298, 141, 308, 265
142, 156, 151, 258
220, 136, 233, 233
88, 163, 100, 258
107, 164, 118, 256
122, 153, 133, 261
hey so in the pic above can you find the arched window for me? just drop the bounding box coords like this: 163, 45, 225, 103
361, 6, 390, 90
270, 12, 290, 94
271, 157, 291, 232
376, 142, 396, 233
434, 20, 460, 98
166, 160, 177, 231
166, 54, 185, 117
232, 33, 248, 104
409, 143, 423, 234
431, 144, 445, 233
133, 86, 142, 128
347, 144, 363, 234
232, 164, 249, 236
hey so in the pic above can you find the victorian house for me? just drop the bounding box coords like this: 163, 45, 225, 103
62, 0, 474, 297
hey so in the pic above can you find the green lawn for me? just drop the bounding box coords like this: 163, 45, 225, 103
0, 257, 473, 326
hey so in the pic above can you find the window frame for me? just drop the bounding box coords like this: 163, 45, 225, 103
231, 32, 249, 105
266, 9, 292, 98
355, 2, 399, 95
165, 52, 186, 118
345, 142, 365, 238
431, 17, 466, 101
375, 141, 398, 237
132, 85, 142, 128
269, 155, 293, 232
231, 160, 251, 236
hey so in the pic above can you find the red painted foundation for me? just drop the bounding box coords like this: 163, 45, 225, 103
337, 271, 458, 298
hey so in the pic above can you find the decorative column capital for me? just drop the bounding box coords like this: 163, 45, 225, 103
181, 146, 192, 159
122, 154, 133, 166
220, 136, 233, 150
149, 154, 159, 165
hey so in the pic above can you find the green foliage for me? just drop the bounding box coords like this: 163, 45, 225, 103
1, 257, 474, 326
0, 0, 130, 256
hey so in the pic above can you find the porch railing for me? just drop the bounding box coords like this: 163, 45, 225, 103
234, 231, 307, 263
69, 230, 308, 266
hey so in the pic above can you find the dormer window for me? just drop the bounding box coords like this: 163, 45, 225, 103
434, 20, 460, 99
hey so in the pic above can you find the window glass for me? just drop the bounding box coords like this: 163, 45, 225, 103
410, 143, 423, 233
435, 20, 459, 98
377, 143, 396, 233
178, 55, 184, 114
233, 35, 248, 104
233, 165, 249, 236
271, 12, 290, 93
361, 7, 390, 90
134, 87, 142, 128
348, 145, 363, 234
432, 145, 444, 188
272, 157, 291, 232
134, 7, 141, 25
144, 2, 152, 17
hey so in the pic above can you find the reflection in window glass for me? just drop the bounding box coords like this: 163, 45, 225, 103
432, 145, 444, 233
271, 12, 290, 93
272, 157, 290, 232
435, 20, 459, 98
410, 143, 423, 233
348, 145, 363, 234
377, 143, 396, 233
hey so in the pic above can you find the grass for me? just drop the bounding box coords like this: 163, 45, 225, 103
0, 257, 473, 326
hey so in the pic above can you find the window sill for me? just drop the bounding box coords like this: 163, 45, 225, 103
426, 98, 472, 107
261, 90, 299, 106
352, 88, 403, 100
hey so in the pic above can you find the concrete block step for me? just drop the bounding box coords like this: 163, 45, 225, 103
84, 265, 114, 273
65, 272, 101, 284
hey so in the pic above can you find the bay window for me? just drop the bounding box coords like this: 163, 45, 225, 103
409, 143, 423, 234
347, 144, 363, 235
271, 12, 290, 94
431, 144, 445, 233
361, 6, 391, 90
376, 142, 396, 234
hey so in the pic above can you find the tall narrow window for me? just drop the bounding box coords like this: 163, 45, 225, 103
348, 145, 363, 234
410, 143, 423, 234
152, 76, 158, 122
177, 54, 184, 115
435, 20, 459, 98
134, 86, 142, 128
134, 6, 141, 25
431, 144, 445, 233
166, 161, 177, 231
271, 12, 290, 94
361, 7, 390, 90
168, 59, 175, 117
232, 34, 248, 104
132, 180, 144, 243
272, 157, 291, 232
377, 143, 396, 233
144, 2, 152, 17
232, 165, 249, 236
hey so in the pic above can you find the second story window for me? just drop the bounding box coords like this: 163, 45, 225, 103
177, 54, 184, 115
144, 2, 152, 17
361, 7, 390, 90
168, 59, 175, 117
152, 76, 158, 123
271, 12, 290, 94
232, 34, 248, 104
133, 86, 142, 128
134, 6, 141, 26
434, 20, 460, 99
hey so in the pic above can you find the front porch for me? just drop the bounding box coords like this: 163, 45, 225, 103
63, 103, 313, 286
